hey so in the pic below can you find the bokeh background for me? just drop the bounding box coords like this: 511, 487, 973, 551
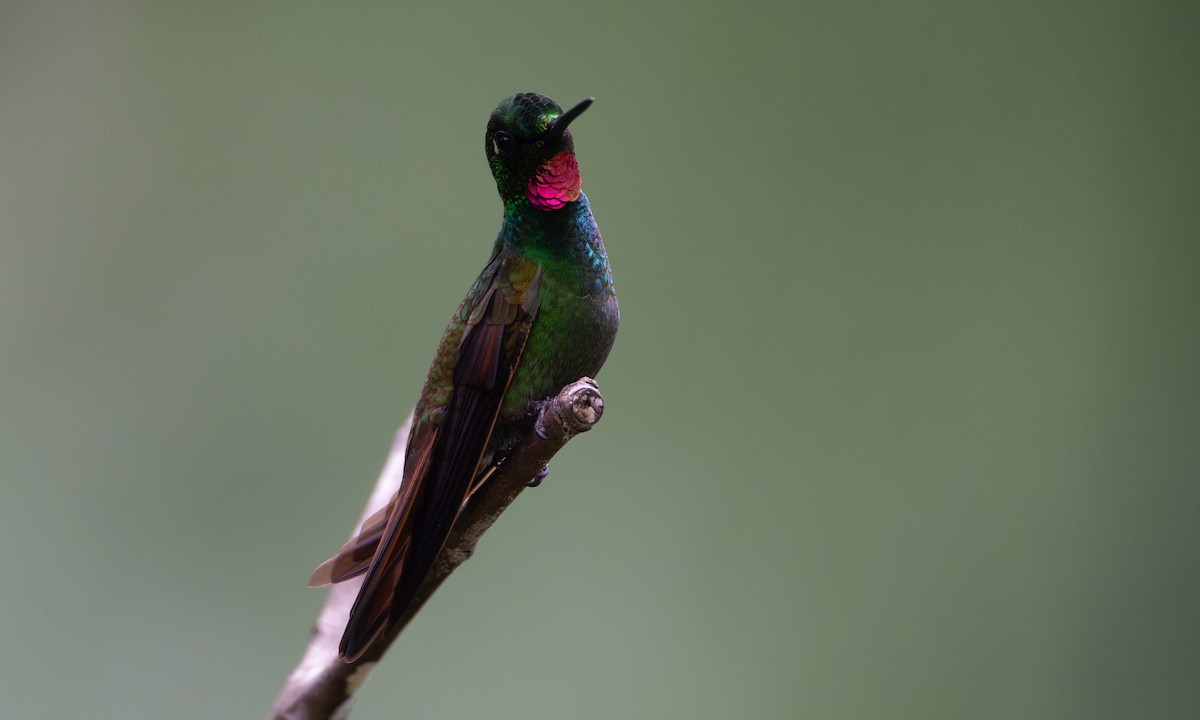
2, 2, 1197, 718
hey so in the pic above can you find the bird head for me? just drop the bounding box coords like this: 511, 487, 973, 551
485, 93, 593, 212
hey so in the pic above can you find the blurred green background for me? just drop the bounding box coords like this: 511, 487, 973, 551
2, 1, 1197, 718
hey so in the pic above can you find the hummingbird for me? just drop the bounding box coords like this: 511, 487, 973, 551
308, 92, 619, 662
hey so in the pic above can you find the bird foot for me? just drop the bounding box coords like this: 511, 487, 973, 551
527, 464, 550, 487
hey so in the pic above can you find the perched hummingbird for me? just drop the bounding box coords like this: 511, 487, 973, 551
308, 93, 618, 662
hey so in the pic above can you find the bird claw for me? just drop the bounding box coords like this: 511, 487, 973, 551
527, 464, 550, 487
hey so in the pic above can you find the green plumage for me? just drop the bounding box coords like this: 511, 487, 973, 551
310, 93, 618, 662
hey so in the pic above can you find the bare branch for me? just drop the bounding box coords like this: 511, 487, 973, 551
269, 378, 606, 720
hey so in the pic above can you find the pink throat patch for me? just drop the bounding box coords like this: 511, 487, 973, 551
526, 151, 582, 211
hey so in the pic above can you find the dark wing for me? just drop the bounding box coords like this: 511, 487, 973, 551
306, 425, 437, 587
315, 257, 541, 662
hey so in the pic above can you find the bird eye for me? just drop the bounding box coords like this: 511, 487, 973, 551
492, 131, 514, 157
